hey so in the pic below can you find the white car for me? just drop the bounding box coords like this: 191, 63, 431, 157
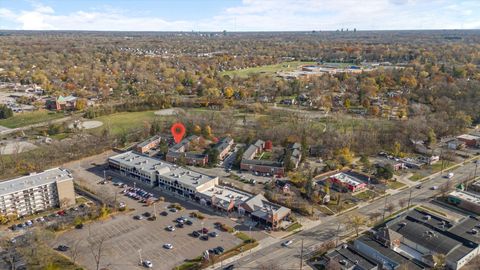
447, 173, 454, 179
163, 243, 173, 249
431, 186, 438, 190
142, 260, 153, 268
282, 240, 293, 247
166, 225, 175, 232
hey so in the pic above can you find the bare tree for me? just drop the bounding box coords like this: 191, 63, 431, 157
343, 213, 366, 236
68, 240, 83, 265
398, 198, 408, 209
385, 203, 395, 217
88, 232, 107, 270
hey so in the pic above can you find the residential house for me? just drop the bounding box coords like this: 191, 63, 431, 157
457, 134, 480, 148
46, 95, 78, 111
213, 137, 234, 160
328, 172, 367, 192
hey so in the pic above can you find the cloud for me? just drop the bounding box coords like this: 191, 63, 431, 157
0, 0, 479, 31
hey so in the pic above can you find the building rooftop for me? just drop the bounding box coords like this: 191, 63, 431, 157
170, 135, 199, 152
243, 193, 291, 219
137, 135, 162, 148
200, 185, 252, 209
241, 158, 283, 167
449, 190, 480, 205
213, 137, 233, 153
457, 134, 480, 141
0, 168, 73, 196
242, 144, 259, 160
109, 151, 216, 190
325, 244, 377, 270
448, 216, 480, 244
330, 172, 364, 186
355, 235, 423, 269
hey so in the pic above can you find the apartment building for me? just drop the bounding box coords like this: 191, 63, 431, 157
213, 137, 234, 160
0, 168, 75, 217
135, 135, 162, 154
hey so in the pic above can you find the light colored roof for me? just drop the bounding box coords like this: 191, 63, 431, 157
0, 168, 72, 196
108, 151, 216, 190
243, 193, 290, 218
201, 185, 252, 209
449, 190, 480, 204
137, 135, 162, 148
457, 134, 480, 141
330, 172, 364, 186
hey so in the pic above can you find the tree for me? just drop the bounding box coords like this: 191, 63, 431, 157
224, 86, 234, 98
88, 230, 107, 270
392, 141, 402, 157
344, 213, 366, 236
385, 203, 395, 217
203, 125, 213, 138
433, 254, 446, 270
206, 148, 219, 166
75, 98, 88, 110
426, 128, 437, 147
337, 147, 354, 166
193, 124, 202, 135
376, 164, 394, 180
360, 155, 371, 169
344, 98, 351, 109
0, 105, 13, 119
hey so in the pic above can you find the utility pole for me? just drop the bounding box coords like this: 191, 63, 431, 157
300, 239, 304, 270
153, 202, 157, 218
407, 188, 413, 209
335, 223, 341, 246
382, 194, 388, 221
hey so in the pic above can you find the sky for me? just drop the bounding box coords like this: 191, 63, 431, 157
0, 0, 479, 31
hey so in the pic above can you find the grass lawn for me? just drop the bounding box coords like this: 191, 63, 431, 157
220, 61, 316, 78
259, 151, 273, 160
409, 173, 424, 181
386, 181, 407, 190
286, 222, 303, 232
92, 111, 161, 136
416, 205, 447, 217
0, 111, 65, 128
429, 161, 453, 173
354, 190, 377, 201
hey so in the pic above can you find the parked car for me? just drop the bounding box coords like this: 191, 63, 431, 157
169, 208, 178, 213
200, 235, 209, 241
143, 212, 152, 217
201, 228, 209, 234
142, 260, 153, 268
223, 265, 235, 270
133, 215, 143, 220
447, 172, 454, 179
416, 185, 422, 189
209, 231, 219, 237
160, 211, 168, 216
166, 226, 175, 232
192, 231, 200, 237
57, 245, 69, 252
185, 220, 193, 225
163, 243, 173, 249
431, 186, 438, 190
282, 240, 293, 247
176, 223, 184, 228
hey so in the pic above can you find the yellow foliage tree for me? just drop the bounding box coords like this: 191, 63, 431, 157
193, 124, 202, 135
224, 86, 234, 98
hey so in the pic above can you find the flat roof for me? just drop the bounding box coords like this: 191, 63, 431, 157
330, 172, 364, 186
0, 168, 72, 196
109, 151, 216, 189
200, 185, 252, 209
326, 244, 377, 270
457, 134, 480, 141
448, 216, 480, 244
449, 190, 480, 205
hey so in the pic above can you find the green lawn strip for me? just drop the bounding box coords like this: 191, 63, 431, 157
409, 173, 424, 181
285, 222, 302, 232
416, 205, 447, 217
0, 111, 65, 128
386, 181, 406, 190
353, 190, 377, 201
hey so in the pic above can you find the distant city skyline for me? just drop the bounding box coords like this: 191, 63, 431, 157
0, 0, 479, 31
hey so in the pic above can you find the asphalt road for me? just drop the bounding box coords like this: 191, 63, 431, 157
220, 159, 480, 270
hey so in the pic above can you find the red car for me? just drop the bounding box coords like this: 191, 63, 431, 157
57, 210, 66, 216
201, 228, 209, 234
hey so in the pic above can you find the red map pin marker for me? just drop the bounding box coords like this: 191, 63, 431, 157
171, 122, 186, 144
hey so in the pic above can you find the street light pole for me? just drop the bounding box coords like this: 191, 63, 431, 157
138, 249, 142, 265
407, 188, 413, 209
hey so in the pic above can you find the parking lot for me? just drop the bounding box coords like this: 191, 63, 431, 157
53, 180, 243, 270
56, 153, 268, 270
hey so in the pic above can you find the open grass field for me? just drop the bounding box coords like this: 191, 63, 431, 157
220, 61, 316, 78
92, 110, 162, 135
0, 111, 65, 128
